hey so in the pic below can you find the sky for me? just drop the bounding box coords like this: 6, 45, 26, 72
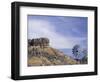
27, 15, 87, 49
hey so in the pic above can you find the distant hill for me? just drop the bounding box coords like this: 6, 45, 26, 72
28, 38, 79, 66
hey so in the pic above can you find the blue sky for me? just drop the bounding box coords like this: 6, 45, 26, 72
28, 15, 88, 49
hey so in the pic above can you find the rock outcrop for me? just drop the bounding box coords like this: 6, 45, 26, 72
28, 38, 49, 48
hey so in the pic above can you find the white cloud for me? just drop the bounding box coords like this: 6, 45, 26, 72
28, 19, 85, 49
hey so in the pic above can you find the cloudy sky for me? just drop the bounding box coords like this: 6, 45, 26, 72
27, 15, 87, 49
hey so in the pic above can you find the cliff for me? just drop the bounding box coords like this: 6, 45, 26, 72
28, 38, 79, 66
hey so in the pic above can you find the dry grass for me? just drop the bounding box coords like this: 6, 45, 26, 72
28, 47, 79, 66
28, 56, 43, 66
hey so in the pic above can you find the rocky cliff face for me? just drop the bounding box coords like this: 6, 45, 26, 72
28, 38, 49, 47
28, 38, 79, 66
